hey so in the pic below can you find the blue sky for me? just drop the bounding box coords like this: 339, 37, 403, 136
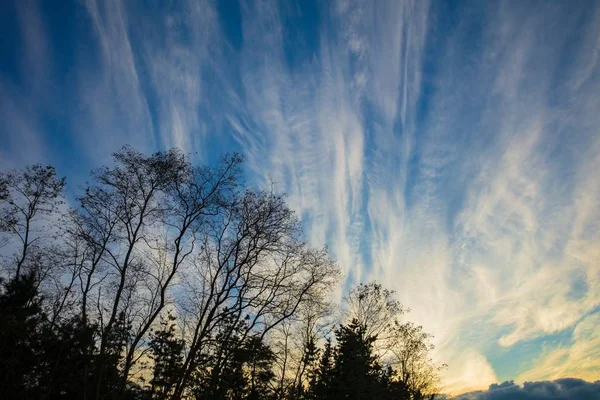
1, 0, 599, 394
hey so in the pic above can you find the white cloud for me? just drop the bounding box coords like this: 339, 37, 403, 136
223, 0, 600, 391
73, 0, 156, 162
441, 351, 498, 396
0, 0, 52, 169
1, 0, 599, 393
517, 313, 600, 383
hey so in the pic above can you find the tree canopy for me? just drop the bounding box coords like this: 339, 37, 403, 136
0, 147, 444, 400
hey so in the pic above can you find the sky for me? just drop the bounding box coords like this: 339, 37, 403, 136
1, 0, 599, 395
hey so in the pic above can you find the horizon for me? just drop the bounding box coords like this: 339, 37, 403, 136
1, 0, 599, 396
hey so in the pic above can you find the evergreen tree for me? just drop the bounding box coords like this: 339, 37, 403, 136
149, 313, 184, 400
0, 272, 102, 399
329, 318, 386, 399
291, 337, 320, 399
194, 314, 276, 400
39, 316, 98, 399
102, 311, 133, 397
0, 157, 447, 400
0, 272, 46, 399
306, 337, 333, 399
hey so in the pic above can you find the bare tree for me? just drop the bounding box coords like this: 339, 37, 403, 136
0, 165, 65, 279
119, 152, 243, 394
271, 292, 335, 398
388, 321, 446, 399
68, 147, 243, 399
73, 147, 187, 399
344, 282, 405, 345
0, 151, 343, 399
171, 190, 339, 399
344, 282, 444, 399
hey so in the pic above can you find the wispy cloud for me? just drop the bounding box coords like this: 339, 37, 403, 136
0, 0, 51, 168
0, 0, 598, 394
74, 0, 156, 160
517, 312, 600, 383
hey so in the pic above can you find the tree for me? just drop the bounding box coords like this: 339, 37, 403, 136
388, 321, 445, 399
74, 147, 190, 399
171, 189, 338, 399
149, 313, 184, 399
100, 311, 133, 397
0, 272, 46, 398
271, 298, 335, 399
344, 282, 404, 346
192, 313, 276, 400
330, 319, 387, 400
67, 147, 242, 398
289, 335, 320, 399
306, 337, 333, 400
0, 271, 99, 400
2, 152, 455, 400
39, 315, 98, 399
343, 282, 444, 399
0, 165, 65, 279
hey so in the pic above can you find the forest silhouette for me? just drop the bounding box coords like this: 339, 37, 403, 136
0, 147, 443, 399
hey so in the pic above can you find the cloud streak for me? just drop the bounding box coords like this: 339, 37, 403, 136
0, 0, 599, 394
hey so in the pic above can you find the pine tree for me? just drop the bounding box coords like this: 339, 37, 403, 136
149, 313, 184, 399
307, 337, 333, 399
292, 337, 320, 399
39, 316, 98, 398
193, 314, 276, 400
0, 272, 46, 398
330, 318, 385, 399
96, 311, 132, 398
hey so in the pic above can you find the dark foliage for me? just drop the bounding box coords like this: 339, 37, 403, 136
0, 148, 442, 400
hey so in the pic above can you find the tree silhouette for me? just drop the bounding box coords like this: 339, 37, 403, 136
0, 272, 46, 398
332, 318, 386, 399
149, 313, 184, 399
192, 313, 276, 400
0, 149, 444, 400
0, 165, 65, 279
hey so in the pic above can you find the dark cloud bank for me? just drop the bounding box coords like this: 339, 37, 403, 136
453, 378, 600, 400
